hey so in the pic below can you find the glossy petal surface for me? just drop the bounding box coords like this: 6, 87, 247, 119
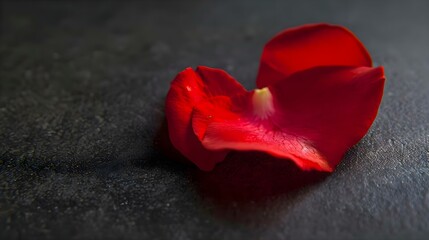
256, 23, 372, 88
165, 66, 246, 170
193, 66, 385, 171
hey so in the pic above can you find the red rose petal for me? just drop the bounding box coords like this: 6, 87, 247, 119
256, 23, 373, 88
192, 66, 385, 171
165, 66, 246, 171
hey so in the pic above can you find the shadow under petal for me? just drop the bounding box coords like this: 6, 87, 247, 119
154, 119, 331, 223
192, 151, 330, 203
153, 118, 193, 167
191, 151, 330, 223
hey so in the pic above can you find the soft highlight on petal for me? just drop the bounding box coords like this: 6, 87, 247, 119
253, 87, 275, 119
256, 23, 372, 88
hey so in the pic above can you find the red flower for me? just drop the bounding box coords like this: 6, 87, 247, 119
165, 23, 385, 172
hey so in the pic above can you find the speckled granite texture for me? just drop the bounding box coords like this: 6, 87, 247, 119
1, 0, 428, 239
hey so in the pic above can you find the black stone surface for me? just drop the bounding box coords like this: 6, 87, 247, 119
1, 0, 428, 239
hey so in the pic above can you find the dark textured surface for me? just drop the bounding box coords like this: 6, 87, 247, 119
1, 0, 429, 239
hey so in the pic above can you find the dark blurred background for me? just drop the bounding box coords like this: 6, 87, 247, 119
1, 0, 428, 239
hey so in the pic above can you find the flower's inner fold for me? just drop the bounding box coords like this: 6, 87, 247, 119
252, 87, 275, 119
